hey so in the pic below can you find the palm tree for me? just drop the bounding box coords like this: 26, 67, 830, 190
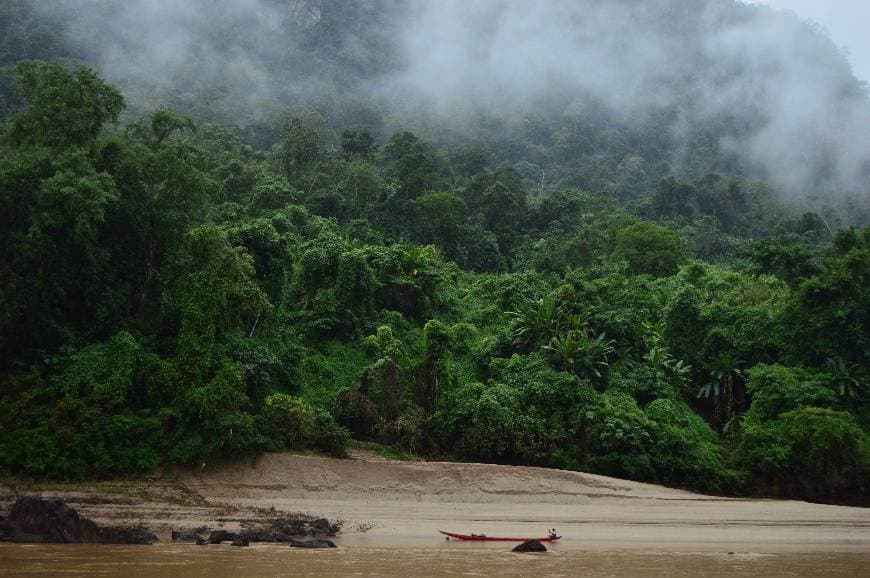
544, 330, 615, 382
509, 294, 563, 348
698, 352, 743, 423
401, 245, 437, 277
641, 318, 692, 386
825, 357, 866, 399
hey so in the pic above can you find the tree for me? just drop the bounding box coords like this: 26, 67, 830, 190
341, 128, 376, 159
4, 60, 124, 151
282, 117, 322, 182
651, 177, 697, 221
0, 62, 124, 357
543, 330, 615, 384
118, 110, 217, 327
450, 143, 491, 179
336, 248, 375, 315
749, 235, 821, 286
612, 221, 684, 277
743, 364, 838, 423
171, 225, 271, 380
786, 227, 870, 366
695, 174, 749, 233
509, 294, 563, 350
416, 320, 453, 412
739, 407, 868, 499
411, 191, 467, 261
464, 167, 528, 257
382, 131, 440, 199
697, 351, 744, 425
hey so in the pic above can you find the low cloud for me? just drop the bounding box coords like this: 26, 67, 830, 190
31, 0, 870, 196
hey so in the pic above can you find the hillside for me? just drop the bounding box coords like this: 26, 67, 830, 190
3, 0, 870, 201
0, 1, 868, 506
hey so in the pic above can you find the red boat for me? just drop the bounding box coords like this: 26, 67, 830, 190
440, 531, 561, 542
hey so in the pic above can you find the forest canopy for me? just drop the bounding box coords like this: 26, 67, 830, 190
0, 1, 868, 504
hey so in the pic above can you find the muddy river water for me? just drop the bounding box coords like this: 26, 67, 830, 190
2, 543, 868, 577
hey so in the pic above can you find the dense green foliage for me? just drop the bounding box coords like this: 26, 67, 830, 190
0, 21, 868, 503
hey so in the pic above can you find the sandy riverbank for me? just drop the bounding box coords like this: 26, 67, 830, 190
3, 452, 868, 554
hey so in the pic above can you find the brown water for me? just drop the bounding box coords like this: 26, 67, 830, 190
1, 544, 868, 577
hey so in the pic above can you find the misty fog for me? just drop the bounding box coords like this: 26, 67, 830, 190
29, 0, 870, 197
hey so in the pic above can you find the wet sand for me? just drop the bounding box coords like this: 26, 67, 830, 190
2, 451, 869, 556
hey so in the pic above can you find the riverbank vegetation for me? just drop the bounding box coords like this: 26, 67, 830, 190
1, 0, 868, 505
1, 61, 866, 503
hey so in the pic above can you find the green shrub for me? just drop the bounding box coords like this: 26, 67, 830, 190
388, 406, 428, 454
744, 364, 838, 422
179, 361, 248, 421
54, 331, 142, 409
645, 399, 742, 493
297, 341, 367, 408
262, 393, 314, 448
451, 382, 519, 460
739, 407, 869, 498
334, 388, 380, 439
311, 408, 351, 457
608, 363, 677, 404
261, 393, 349, 457
612, 221, 684, 277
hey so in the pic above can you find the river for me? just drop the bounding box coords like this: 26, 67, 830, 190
1, 543, 868, 577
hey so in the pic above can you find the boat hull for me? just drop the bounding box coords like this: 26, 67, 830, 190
440, 531, 561, 542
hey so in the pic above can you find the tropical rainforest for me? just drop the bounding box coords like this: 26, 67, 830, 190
0, 0, 868, 505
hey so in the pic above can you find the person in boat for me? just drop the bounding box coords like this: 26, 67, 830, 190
549, 528, 558, 539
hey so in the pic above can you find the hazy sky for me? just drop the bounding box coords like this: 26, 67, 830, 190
755, 0, 870, 83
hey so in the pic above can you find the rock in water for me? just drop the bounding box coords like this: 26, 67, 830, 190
99, 527, 157, 545
171, 530, 201, 542
6, 497, 102, 543
309, 517, 337, 536
208, 530, 240, 544
512, 540, 547, 553
230, 537, 250, 547
2, 497, 156, 544
289, 538, 337, 548
0, 516, 14, 541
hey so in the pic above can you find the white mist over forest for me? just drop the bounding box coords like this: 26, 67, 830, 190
755, 0, 870, 83
29, 0, 870, 197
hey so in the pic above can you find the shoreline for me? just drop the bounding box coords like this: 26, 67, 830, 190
3, 452, 868, 554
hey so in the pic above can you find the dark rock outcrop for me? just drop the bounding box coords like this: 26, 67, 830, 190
171, 530, 201, 542
0, 516, 13, 541
267, 519, 316, 538
239, 530, 282, 543
99, 527, 157, 545
308, 517, 338, 536
0, 497, 156, 544
512, 540, 547, 553
289, 538, 337, 548
207, 530, 237, 544
0, 498, 343, 547
6, 497, 102, 543
230, 537, 250, 547
200, 522, 341, 546
229, 517, 341, 544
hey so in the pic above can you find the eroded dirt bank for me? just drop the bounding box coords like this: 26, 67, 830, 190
3, 452, 869, 553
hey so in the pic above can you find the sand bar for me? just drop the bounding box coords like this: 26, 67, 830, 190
2, 452, 868, 554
